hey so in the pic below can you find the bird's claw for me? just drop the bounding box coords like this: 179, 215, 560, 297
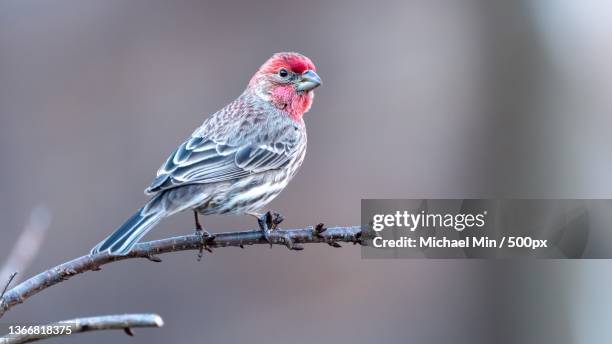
255, 211, 300, 251
257, 211, 284, 248
265, 211, 284, 230
257, 213, 273, 248
271, 213, 284, 229
195, 227, 215, 261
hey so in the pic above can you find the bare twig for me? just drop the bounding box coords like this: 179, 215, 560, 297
0, 313, 163, 344
0, 206, 51, 285
0, 225, 366, 318
0, 273, 17, 301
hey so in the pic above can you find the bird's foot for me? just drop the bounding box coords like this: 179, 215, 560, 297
255, 211, 303, 250
195, 227, 215, 261
193, 210, 214, 261
257, 211, 284, 248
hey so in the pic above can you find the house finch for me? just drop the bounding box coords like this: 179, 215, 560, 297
91, 52, 321, 256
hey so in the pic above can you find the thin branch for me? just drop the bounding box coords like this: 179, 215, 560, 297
1, 206, 51, 285
0, 273, 17, 301
0, 313, 164, 344
0, 225, 366, 318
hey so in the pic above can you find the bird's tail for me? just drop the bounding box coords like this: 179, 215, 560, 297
90, 203, 165, 256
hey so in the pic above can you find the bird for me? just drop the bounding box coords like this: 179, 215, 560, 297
90, 52, 321, 256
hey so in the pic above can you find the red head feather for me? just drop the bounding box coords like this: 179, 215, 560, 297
258, 52, 316, 75
249, 52, 318, 121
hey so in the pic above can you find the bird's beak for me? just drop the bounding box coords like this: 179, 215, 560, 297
296, 70, 322, 92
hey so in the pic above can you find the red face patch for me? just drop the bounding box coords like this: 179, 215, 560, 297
270, 84, 314, 121
250, 52, 317, 121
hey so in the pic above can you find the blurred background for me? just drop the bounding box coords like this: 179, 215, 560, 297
1, 0, 612, 343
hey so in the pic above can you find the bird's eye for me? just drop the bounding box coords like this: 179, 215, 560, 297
278, 69, 289, 78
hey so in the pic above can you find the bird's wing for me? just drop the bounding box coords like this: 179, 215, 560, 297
145, 126, 301, 194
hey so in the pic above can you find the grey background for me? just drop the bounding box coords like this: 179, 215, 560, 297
1, 0, 612, 343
